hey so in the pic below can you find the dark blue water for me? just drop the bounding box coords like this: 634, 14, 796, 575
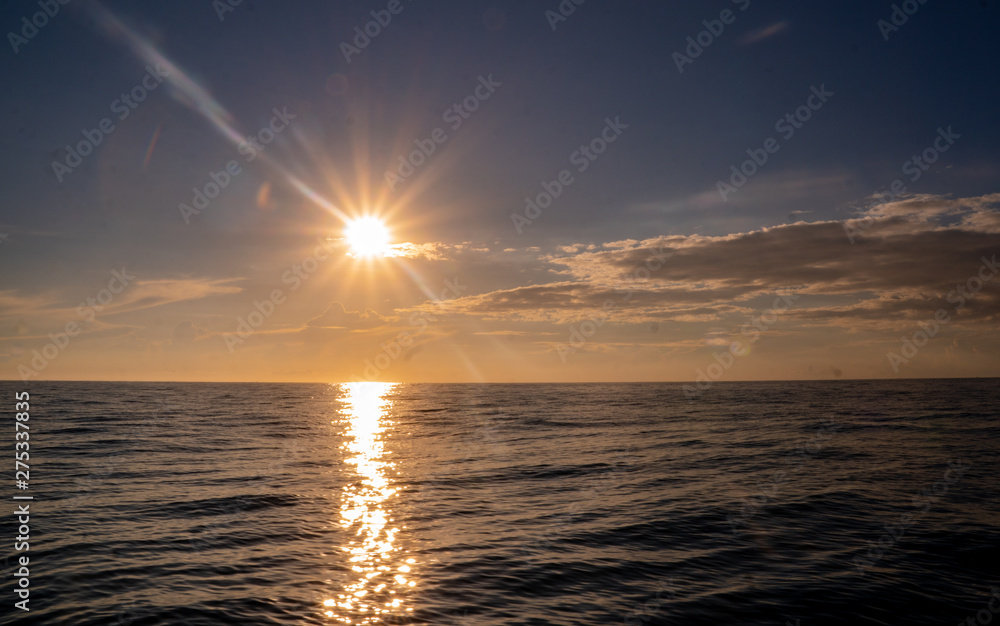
1, 380, 998, 625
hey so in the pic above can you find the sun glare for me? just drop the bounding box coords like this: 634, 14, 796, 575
345, 217, 391, 258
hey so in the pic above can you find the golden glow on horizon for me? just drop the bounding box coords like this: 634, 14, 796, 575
325, 382, 415, 623
345, 217, 392, 259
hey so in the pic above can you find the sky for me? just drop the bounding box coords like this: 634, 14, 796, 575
0, 0, 998, 383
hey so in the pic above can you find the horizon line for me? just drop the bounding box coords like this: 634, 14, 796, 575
2, 376, 997, 385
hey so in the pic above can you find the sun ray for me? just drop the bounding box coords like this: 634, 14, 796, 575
87, 1, 351, 223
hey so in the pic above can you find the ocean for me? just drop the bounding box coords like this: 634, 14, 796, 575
1, 379, 998, 625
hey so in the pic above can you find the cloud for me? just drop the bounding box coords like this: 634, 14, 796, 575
172, 321, 209, 343
110, 279, 243, 315
425, 194, 1000, 329
738, 20, 789, 45
652, 169, 857, 220
307, 302, 389, 329
0, 291, 60, 316
0, 277, 241, 336
853, 193, 1000, 235
414, 279, 755, 324
385, 242, 449, 259
473, 330, 555, 337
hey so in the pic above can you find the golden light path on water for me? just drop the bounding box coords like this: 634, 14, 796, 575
325, 382, 415, 623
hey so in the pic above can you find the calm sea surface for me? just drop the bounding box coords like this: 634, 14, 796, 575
1, 380, 998, 625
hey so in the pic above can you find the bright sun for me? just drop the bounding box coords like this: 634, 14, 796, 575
345, 217, 391, 258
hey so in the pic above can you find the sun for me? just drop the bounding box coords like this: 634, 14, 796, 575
345, 217, 391, 258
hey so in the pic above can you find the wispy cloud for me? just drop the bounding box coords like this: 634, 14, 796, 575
307, 302, 390, 329
738, 20, 790, 45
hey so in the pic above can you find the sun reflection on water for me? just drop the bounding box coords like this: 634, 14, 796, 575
325, 382, 415, 623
